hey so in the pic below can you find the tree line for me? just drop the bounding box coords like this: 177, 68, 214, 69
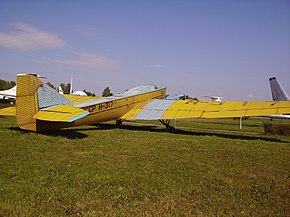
0, 79, 16, 91
0, 78, 113, 97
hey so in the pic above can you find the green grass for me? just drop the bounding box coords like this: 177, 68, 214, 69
0, 117, 289, 216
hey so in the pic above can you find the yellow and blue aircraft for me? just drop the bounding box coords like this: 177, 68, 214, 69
1, 74, 290, 132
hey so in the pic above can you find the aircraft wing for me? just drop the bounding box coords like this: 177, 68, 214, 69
33, 105, 89, 122
0, 94, 16, 99
0, 86, 17, 99
0, 106, 16, 116
122, 99, 290, 121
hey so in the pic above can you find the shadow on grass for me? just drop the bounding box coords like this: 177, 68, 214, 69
192, 119, 261, 127
93, 123, 290, 143
9, 126, 88, 139
41, 129, 88, 139
8, 124, 289, 143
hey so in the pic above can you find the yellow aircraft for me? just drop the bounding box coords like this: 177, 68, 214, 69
1, 74, 290, 132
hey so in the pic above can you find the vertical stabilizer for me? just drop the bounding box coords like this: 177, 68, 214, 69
70, 77, 73, 94
16, 74, 42, 131
16, 74, 73, 131
269, 77, 289, 101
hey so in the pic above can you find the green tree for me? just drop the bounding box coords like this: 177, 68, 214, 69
46, 82, 55, 89
102, 87, 113, 97
83, 90, 96, 97
0, 79, 16, 91
60, 83, 71, 94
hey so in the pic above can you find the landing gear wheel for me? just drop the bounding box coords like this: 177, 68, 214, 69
116, 119, 124, 127
159, 119, 174, 130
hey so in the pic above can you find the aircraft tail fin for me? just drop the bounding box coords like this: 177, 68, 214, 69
269, 77, 289, 101
70, 77, 73, 94
16, 74, 73, 131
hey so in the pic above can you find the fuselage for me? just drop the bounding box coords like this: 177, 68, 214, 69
75, 86, 167, 126
36, 86, 167, 131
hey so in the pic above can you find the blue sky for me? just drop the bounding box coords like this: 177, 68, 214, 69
0, 0, 289, 100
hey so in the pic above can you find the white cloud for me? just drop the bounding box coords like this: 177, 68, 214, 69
44, 52, 121, 69
149, 64, 167, 68
247, 93, 256, 98
0, 23, 67, 51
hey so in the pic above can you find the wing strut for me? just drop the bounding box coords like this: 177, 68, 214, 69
116, 119, 124, 126
159, 119, 174, 130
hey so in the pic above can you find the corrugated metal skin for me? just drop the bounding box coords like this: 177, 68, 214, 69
75, 98, 112, 108
37, 83, 73, 109
16, 75, 42, 131
162, 101, 290, 119
75, 85, 161, 108
123, 99, 290, 121
135, 99, 175, 120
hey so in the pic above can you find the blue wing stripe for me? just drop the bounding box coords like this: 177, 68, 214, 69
67, 111, 89, 122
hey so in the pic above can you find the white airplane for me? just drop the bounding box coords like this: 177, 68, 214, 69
0, 74, 47, 102
203, 95, 223, 102
0, 85, 16, 101
72, 90, 87, 96
0, 77, 92, 106
58, 77, 88, 96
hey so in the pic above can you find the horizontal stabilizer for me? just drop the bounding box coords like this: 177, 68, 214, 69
0, 107, 16, 116
33, 105, 89, 122
122, 99, 290, 121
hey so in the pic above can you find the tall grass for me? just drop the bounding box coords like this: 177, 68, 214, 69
0, 117, 289, 216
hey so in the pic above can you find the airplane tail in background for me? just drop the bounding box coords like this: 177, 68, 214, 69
269, 77, 289, 101
16, 74, 74, 131
70, 77, 73, 94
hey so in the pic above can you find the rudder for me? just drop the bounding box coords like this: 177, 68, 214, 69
16, 74, 42, 131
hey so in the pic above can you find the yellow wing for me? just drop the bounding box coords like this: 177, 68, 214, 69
33, 105, 89, 122
0, 106, 16, 116
122, 99, 290, 121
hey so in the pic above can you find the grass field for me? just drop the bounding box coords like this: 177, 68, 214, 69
0, 117, 289, 216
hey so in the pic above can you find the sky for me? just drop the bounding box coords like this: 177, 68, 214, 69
0, 0, 289, 100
